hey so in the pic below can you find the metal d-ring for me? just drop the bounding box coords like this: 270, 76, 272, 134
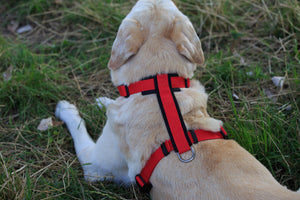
176, 146, 195, 163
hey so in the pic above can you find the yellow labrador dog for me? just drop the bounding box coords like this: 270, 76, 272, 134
55, 0, 300, 199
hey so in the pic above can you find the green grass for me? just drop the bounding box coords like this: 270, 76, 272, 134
0, 0, 299, 199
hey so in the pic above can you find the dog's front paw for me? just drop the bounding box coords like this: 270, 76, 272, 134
55, 100, 80, 121
95, 97, 115, 109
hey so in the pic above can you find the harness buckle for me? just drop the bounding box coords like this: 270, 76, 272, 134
176, 146, 195, 163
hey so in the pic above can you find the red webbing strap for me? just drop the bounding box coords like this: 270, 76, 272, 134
117, 75, 189, 97
136, 140, 174, 192
171, 76, 190, 88
155, 74, 192, 153
191, 129, 228, 142
118, 79, 155, 97
136, 128, 228, 192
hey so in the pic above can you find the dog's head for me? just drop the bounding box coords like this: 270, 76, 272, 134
108, 0, 204, 85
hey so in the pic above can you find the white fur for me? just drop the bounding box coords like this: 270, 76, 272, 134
55, 100, 130, 184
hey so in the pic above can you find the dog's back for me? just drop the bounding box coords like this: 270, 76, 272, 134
107, 1, 300, 199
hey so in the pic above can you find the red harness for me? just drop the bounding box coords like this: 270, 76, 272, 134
118, 74, 228, 193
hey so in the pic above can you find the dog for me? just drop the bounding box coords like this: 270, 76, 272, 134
55, 0, 300, 199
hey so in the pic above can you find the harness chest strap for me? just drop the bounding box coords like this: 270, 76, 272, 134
117, 74, 228, 193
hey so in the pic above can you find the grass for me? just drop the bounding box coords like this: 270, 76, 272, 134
0, 0, 299, 199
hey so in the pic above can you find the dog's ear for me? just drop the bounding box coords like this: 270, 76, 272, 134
108, 19, 144, 70
170, 18, 204, 64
